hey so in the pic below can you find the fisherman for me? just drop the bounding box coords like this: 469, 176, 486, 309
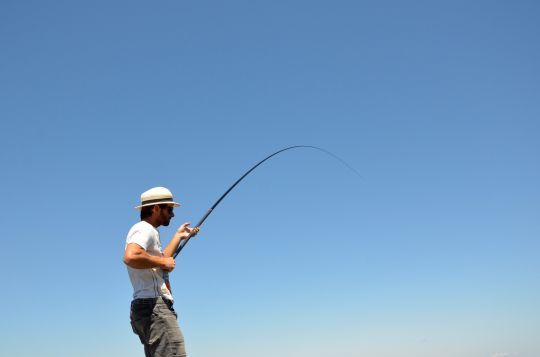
123, 187, 199, 357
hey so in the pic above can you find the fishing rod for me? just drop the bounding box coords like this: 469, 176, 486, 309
172, 145, 360, 258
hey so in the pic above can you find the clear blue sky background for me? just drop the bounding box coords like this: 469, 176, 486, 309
1, 1, 538, 356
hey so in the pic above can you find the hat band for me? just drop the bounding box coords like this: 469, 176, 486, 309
141, 198, 174, 205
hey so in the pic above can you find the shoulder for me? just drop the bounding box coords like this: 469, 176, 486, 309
127, 221, 158, 243
128, 221, 156, 234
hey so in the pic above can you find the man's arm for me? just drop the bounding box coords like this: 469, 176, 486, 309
123, 243, 175, 271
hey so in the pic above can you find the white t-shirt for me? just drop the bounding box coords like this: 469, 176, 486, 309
125, 221, 173, 301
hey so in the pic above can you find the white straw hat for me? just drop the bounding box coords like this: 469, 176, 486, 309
135, 187, 181, 210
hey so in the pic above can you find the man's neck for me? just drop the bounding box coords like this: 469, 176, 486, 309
143, 218, 160, 228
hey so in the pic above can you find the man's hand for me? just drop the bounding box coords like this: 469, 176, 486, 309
174, 222, 200, 240
163, 223, 201, 258
160, 256, 176, 272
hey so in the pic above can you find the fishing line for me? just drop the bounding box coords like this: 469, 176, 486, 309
173, 145, 361, 258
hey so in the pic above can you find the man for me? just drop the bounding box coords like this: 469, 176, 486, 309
124, 186, 199, 357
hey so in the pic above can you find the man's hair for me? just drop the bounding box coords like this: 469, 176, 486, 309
140, 204, 170, 220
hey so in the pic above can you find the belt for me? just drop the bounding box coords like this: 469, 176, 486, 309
131, 296, 173, 308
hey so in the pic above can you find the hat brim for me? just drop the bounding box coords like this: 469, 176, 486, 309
135, 201, 181, 210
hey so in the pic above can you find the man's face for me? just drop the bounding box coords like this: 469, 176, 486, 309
158, 205, 175, 226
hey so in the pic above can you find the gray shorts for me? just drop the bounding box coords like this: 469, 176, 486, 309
130, 297, 187, 357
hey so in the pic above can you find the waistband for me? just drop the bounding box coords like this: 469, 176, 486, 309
131, 296, 173, 308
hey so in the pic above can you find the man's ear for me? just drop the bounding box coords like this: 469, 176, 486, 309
152, 205, 161, 215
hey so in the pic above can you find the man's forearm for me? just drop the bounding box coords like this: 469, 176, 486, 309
163, 235, 183, 258
124, 249, 166, 269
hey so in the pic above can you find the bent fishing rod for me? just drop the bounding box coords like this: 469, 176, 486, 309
173, 145, 361, 259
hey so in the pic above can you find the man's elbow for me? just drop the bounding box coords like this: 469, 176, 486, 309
123, 251, 136, 267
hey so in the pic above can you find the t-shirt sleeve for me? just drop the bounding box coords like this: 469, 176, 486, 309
126, 229, 152, 251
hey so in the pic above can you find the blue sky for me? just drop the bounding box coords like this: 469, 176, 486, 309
1, 1, 539, 356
